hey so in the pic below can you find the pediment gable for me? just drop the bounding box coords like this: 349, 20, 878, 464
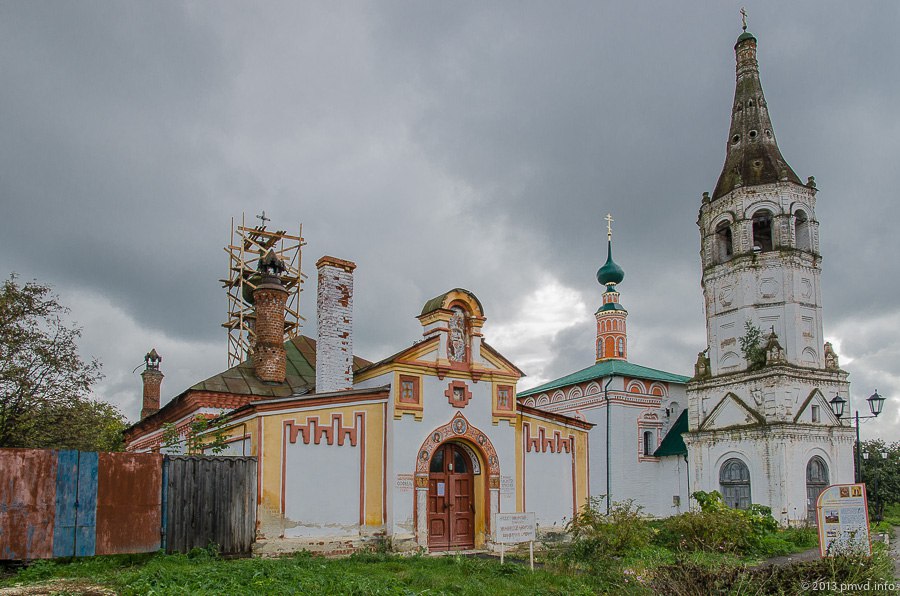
793, 389, 841, 426
700, 393, 764, 431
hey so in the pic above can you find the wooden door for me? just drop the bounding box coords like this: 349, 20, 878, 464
427, 443, 475, 550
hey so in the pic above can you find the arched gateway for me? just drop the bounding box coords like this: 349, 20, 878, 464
415, 412, 500, 550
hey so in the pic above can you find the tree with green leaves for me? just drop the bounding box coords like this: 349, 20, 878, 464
0, 274, 126, 450
859, 439, 900, 521
161, 417, 229, 454
739, 320, 766, 371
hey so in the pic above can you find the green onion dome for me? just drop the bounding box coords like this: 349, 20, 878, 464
736, 30, 755, 45
596, 240, 625, 286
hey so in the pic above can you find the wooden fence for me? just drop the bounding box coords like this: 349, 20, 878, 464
0, 449, 257, 560
162, 456, 257, 556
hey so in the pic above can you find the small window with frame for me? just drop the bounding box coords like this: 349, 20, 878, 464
399, 375, 420, 404
496, 385, 514, 412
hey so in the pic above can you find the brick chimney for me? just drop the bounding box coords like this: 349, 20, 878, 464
140, 348, 163, 419
316, 256, 356, 393
253, 249, 288, 383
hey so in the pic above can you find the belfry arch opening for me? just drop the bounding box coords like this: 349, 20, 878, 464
715, 220, 733, 263
795, 210, 811, 252
752, 210, 773, 252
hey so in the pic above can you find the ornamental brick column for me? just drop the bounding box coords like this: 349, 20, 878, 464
253, 250, 288, 383
140, 348, 163, 420
316, 256, 356, 393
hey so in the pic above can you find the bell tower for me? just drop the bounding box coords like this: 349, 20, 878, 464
685, 18, 853, 525
698, 25, 823, 374
595, 214, 627, 362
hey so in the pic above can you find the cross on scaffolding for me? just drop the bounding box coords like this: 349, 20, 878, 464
740, 7, 748, 31
256, 211, 270, 226
605, 213, 614, 239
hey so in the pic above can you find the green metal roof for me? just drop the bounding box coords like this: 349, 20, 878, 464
596, 302, 627, 313
420, 288, 484, 317
190, 335, 371, 397
654, 410, 688, 457
517, 359, 690, 398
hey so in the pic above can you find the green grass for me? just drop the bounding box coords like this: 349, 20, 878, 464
882, 502, 900, 526
0, 550, 597, 596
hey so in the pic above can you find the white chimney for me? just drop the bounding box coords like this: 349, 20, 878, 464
315, 256, 356, 393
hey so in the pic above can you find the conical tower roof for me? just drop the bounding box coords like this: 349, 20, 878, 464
711, 29, 802, 200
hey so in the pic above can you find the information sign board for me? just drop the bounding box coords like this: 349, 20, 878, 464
494, 512, 536, 544
816, 483, 871, 556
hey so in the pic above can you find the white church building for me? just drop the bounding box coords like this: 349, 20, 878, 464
521, 25, 855, 525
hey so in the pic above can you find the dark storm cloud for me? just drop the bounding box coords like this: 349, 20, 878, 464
1, 1, 898, 436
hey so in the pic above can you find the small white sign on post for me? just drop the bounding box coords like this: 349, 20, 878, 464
494, 512, 536, 570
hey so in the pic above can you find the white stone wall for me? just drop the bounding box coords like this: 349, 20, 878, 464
523, 439, 573, 530
699, 183, 824, 375
685, 424, 854, 525
686, 366, 854, 524
526, 377, 690, 518
284, 436, 362, 537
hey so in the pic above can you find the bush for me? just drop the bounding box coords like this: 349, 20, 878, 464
655, 491, 790, 556
781, 525, 818, 549
550, 497, 654, 591
656, 507, 756, 554
651, 547, 894, 595
564, 497, 653, 557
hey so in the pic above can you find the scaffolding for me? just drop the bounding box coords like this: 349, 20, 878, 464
222, 213, 305, 368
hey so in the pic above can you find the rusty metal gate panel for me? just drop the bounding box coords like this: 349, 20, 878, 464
95, 452, 162, 555
0, 449, 57, 560
163, 456, 257, 555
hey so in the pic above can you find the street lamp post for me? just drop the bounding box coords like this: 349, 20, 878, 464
829, 390, 886, 483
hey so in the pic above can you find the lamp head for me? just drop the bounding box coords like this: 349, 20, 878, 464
829, 394, 847, 419
867, 389, 885, 417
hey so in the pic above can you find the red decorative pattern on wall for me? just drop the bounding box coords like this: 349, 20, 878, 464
284, 413, 361, 446
524, 424, 574, 454
444, 380, 473, 408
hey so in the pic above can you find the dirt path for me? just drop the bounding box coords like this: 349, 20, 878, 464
0, 579, 114, 595
761, 546, 820, 567
891, 527, 900, 578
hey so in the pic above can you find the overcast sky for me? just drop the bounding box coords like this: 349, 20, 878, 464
2, 1, 898, 441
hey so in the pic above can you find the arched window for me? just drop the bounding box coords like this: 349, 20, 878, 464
752, 210, 773, 252
617, 338, 625, 357
596, 339, 603, 359
720, 458, 751, 510
668, 401, 680, 418
806, 457, 829, 521
643, 431, 653, 456
715, 220, 733, 263
795, 210, 811, 252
